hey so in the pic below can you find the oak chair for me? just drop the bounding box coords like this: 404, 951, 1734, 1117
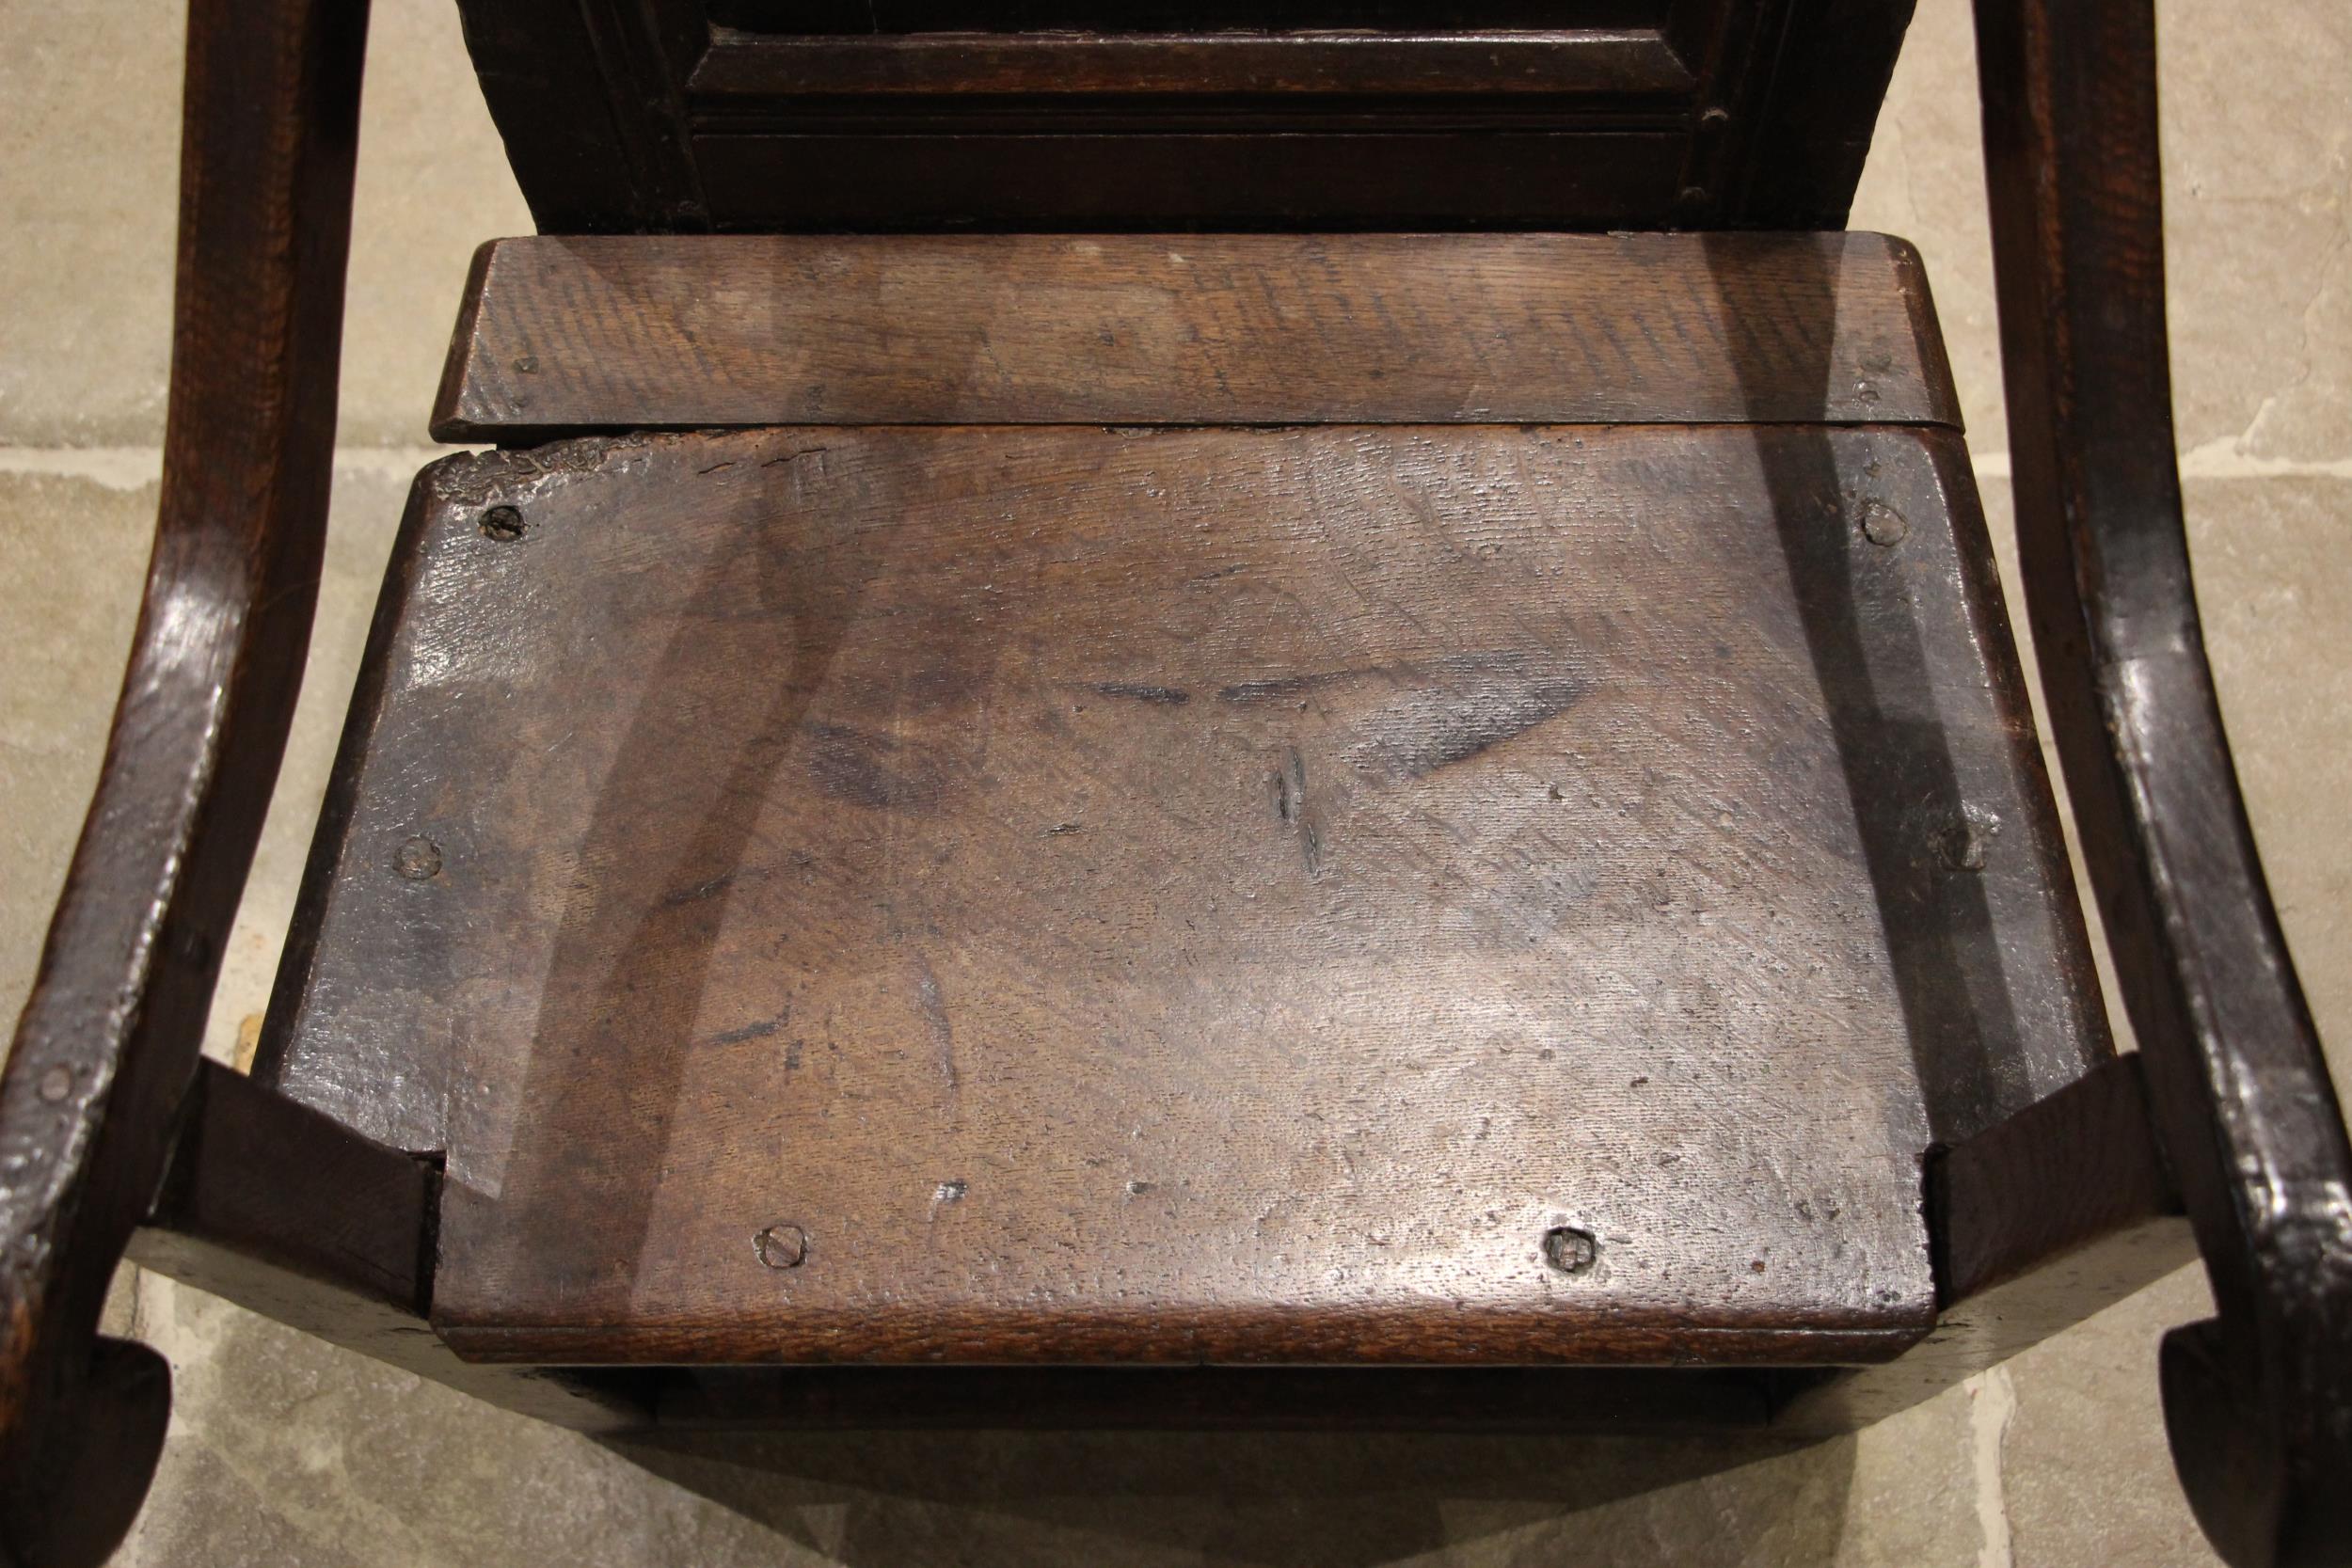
3, 2, 2346, 1563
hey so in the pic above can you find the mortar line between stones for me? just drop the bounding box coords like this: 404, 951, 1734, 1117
0, 446, 466, 491
1972, 444, 2352, 481
1969, 1365, 2020, 1568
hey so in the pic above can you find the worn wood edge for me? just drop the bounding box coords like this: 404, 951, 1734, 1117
429, 230, 1963, 439
115, 1065, 1882, 1437
1885, 237, 1960, 435
437, 1312, 1928, 1369
427, 240, 499, 452
1916, 426, 2115, 1092
250, 463, 454, 1152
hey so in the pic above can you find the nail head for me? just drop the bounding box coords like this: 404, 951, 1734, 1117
395, 837, 443, 880
755, 1224, 808, 1269
1543, 1226, 1598, 1275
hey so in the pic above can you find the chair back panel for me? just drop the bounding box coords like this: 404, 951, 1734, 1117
457, 0, 1916, 231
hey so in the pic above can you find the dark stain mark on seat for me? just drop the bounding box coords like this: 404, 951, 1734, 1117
1090, 681, 1191, 705
1219, 670, 1358, 704
802, 720, 944, 812
1355, 678, 1592, 780
707, 1017, 784, 1047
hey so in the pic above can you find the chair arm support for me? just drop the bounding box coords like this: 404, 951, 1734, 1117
1972, 2, 2352, 1563
0, 1, 368, 1562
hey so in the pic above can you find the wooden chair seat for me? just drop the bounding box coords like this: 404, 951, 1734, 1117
258, 232, 2105, 1369
11, 8, 2345, 1559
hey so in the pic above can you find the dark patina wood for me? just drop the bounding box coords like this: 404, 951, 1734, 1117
1972, 2, 2352, 1563
259, 417, 2105, 1368
687, 30, 1698, 97
456, 0, 1912, 231
432, 231, 1957, 440
0, 2, 370, 1563
138, 1061, 437, 1336
7, 1, 2343, 1562
124, 1061, 650, 1434
1775, 1053, 2197, 1434
137, 1051, 2173, 1445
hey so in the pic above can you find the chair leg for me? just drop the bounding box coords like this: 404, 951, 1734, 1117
1973, 1, 2352, 1560
0, 3, 370, 1560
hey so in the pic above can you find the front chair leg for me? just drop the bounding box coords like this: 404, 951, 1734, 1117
0, 2, 368, 1562
1972, 1, 2352, 1562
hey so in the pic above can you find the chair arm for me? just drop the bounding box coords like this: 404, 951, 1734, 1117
1972, 2, 2352, 1562
0, 1, 368, 1562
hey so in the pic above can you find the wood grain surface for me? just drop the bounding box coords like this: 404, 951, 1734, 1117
431, 232, 1958, 440
262, 420, 2105, 1367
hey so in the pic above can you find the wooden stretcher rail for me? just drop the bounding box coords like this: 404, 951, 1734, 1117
689, 27, 1700, 98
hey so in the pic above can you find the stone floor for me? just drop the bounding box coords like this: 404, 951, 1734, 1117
2, 0, 2345, 1562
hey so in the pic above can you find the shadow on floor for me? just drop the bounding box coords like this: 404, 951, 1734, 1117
610, 1424, 1860, 1565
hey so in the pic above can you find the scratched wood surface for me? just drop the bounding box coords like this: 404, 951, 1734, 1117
261, 420, 2107, 1366
430, 232, 1958, 440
